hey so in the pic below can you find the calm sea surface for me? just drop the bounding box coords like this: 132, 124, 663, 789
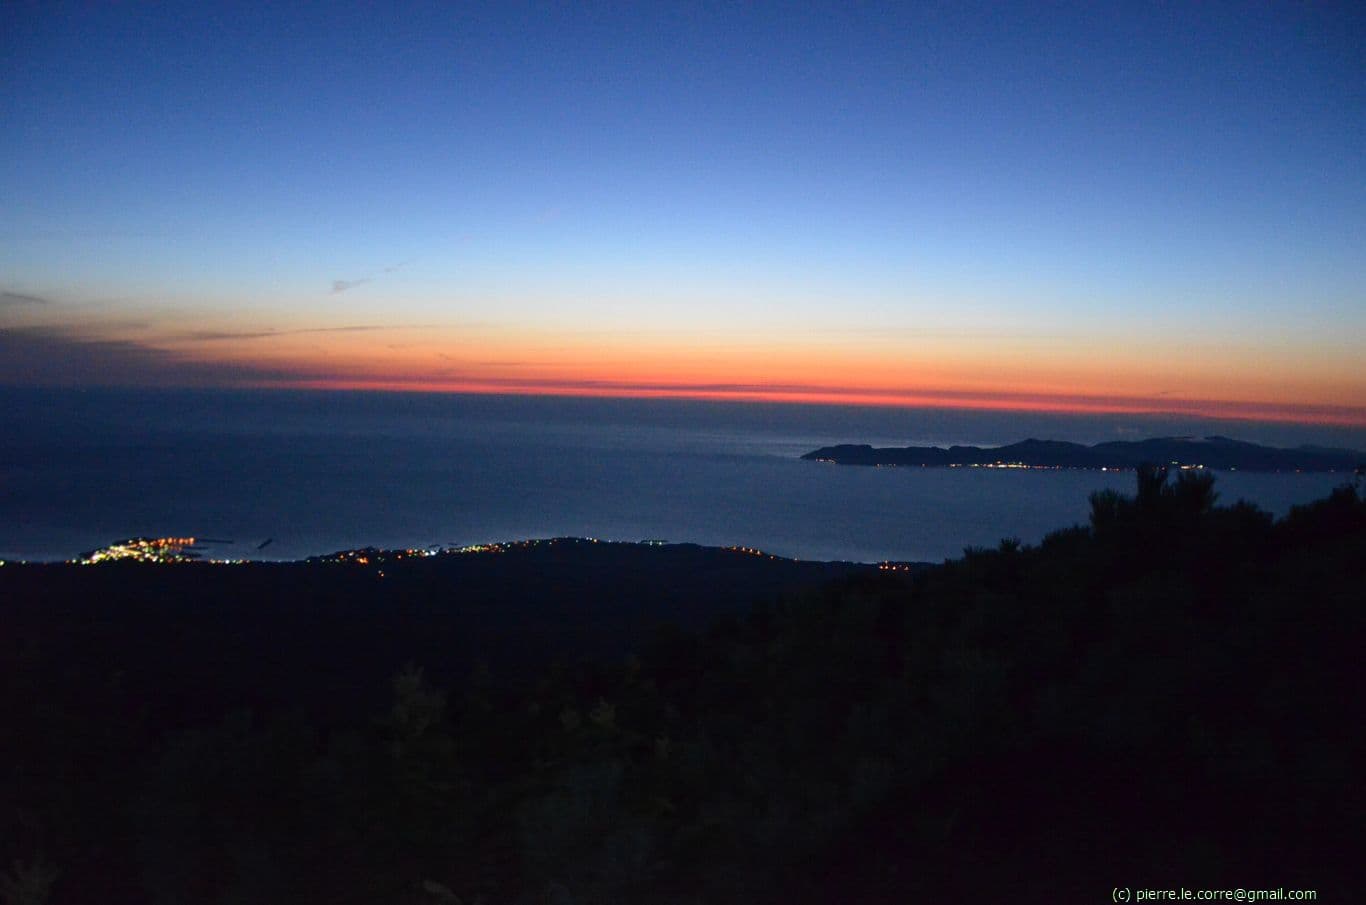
2, 388, 1360, 563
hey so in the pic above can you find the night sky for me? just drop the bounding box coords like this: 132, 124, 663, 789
2, 2, 1362, 424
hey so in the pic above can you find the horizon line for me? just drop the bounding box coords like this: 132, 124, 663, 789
5, 378, 1365, 429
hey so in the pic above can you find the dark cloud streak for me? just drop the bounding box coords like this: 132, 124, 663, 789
330, 278, 372, 294
0, 325, 289, 386
0, 324, 422, 388
1, 290, 51, 306
331, 258, 413, 292
183, 325, 390, 341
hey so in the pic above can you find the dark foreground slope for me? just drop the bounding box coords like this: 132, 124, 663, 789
1, 540, 864, 729
3, 477, 1364, 903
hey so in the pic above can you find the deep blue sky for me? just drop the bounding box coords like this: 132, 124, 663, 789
1, 2, 1362, 423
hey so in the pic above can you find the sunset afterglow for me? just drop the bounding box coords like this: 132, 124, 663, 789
2, 4, 1362, 426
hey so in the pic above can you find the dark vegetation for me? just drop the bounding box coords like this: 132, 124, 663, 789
804, 434, 1364, 471
2, 470, 1363, 903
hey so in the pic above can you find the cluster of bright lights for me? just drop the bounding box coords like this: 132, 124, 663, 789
65, 535, 705, 568
311, 546, 440, 565
453, 538, 602, 554
724, 545, 779, 560
948, 462, 1067, 470
878, 562, 916, 572
452, 543, 508, 555
77, 537, 199, 564
835, 461, 1217, 471
312, 537, 614, 565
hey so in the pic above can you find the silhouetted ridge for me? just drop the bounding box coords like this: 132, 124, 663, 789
803, 434, 1362, 471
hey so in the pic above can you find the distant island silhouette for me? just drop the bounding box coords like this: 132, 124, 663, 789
803, 435, 1363, 472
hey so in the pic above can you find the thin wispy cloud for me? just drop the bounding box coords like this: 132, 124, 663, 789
330, 259, 414, 293
330, 278, 372, 294
1, 290, 51, 306
0, 229, 169, 240
183, 326, 390, 341
432, 354, 529, 366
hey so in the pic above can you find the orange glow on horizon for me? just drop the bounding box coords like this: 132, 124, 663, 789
180, 333, 1357, 393
168, 328, 1355, 428
234, 376, 1366, 427
53, 318, 1357, 429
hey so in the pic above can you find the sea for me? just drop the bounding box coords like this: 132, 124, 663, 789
2, 387, 1361, 564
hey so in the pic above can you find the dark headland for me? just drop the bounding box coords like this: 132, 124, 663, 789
803, 434, 1364, 471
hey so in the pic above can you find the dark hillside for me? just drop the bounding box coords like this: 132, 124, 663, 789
2, 475, 1362, 903
2, 541, 865, 729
